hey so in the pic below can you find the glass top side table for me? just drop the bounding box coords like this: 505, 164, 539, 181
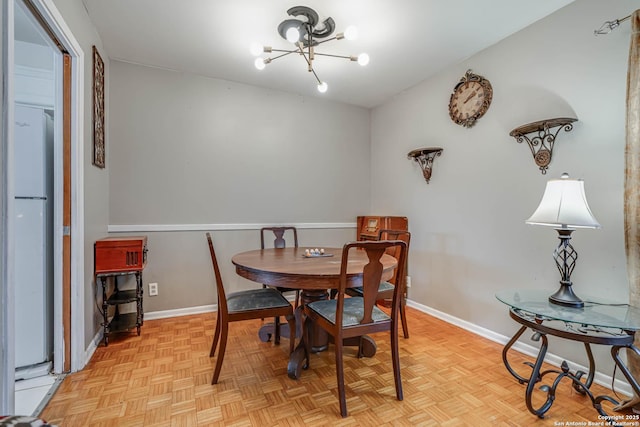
496, 289, 640, 422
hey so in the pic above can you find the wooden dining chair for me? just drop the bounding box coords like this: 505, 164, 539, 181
346, 229, 412, 338
206, 232, 295, 385
260, 227, 301, 306
303, 239, 408, 418
260, 227, 301, 336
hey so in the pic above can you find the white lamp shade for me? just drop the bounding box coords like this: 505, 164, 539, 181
526, 174, 601, 229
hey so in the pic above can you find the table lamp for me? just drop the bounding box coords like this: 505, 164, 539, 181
526, 173, 601, 308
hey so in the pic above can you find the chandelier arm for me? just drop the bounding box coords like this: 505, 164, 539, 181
295, 43, 322, 85
270, 48, 297, 54
313, 52, 353, 60
268, 51, 297, 61
296, 44, 313, 68
313, 36, 339, 45
310, 68, 322, 85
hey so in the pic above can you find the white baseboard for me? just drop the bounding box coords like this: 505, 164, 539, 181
144, 304, 217, 321
406, 299, 633, 397
84, 329, 103, 368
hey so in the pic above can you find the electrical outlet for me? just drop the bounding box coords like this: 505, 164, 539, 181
149, 282, 158, 296
406, 276, 412, 288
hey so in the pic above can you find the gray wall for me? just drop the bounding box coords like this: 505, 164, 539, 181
107, 61, 371, 312
371, 0, 635, 374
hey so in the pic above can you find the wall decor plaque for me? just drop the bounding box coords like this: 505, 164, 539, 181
92, 46, 105, 168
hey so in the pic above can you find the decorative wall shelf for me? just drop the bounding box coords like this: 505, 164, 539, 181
509, 117, 577, 174
407, 147, 443, 184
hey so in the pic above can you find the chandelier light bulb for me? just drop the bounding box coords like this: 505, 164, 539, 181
286, 27, 300, 43
250, 43, 263, 56
254, 57, 266, 70
317, 82, 328, 93
343, 25, 358, 41
357, 53, 370, 66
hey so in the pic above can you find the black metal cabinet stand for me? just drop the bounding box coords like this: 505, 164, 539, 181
97, 270, 144, 346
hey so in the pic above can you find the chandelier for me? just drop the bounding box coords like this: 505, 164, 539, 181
251, 5, 369, 93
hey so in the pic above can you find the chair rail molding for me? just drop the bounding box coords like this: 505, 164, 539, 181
108, 222, 356, 233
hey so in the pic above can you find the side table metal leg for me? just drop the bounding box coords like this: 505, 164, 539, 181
612, 344, 640, 398
502, 326, 529, 384
524, 332, 551, 418
571, 342, 595, 395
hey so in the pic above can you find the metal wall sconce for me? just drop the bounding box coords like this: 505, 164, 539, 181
509, 117, 577, 174
407, 147, 443, 183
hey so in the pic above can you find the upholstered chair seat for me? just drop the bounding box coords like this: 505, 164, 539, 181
347, 281, 394, 297
227, 288, 293, 312
307, 297, 390, 326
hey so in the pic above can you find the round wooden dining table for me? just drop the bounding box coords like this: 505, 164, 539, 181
231, 246, 397, 379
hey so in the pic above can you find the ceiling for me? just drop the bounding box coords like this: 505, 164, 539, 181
81, 0, 574, 108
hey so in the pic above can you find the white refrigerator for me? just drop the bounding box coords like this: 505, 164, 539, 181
14, 104, 53, 371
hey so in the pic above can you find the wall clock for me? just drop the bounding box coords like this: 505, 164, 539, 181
448, 69, 493, 128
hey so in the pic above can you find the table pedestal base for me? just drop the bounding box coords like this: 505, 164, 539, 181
258, 322, 295, 344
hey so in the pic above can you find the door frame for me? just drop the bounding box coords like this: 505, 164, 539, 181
27, 0, 85, 373
1, 0, 84, 413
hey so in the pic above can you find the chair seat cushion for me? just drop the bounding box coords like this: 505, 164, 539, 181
227, 288, 291, 313
307, 296, 390, 327
348, 281, 394, 296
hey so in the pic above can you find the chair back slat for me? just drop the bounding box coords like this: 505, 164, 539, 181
359, 246, 386, 324
337, 240, 408, 327
378, 230, 411, 286
206, 232, 227, 316
260, 226, 299, 249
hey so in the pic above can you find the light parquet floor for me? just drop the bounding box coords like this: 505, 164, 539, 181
40, 308, 634, 426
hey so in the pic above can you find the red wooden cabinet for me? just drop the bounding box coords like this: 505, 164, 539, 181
95, 236, 147, 275
355, 216, 409, 312
356, 216, 408, 241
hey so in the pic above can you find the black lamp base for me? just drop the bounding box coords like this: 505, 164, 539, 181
549, 282, 584, 308
547, 229, 584, 308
